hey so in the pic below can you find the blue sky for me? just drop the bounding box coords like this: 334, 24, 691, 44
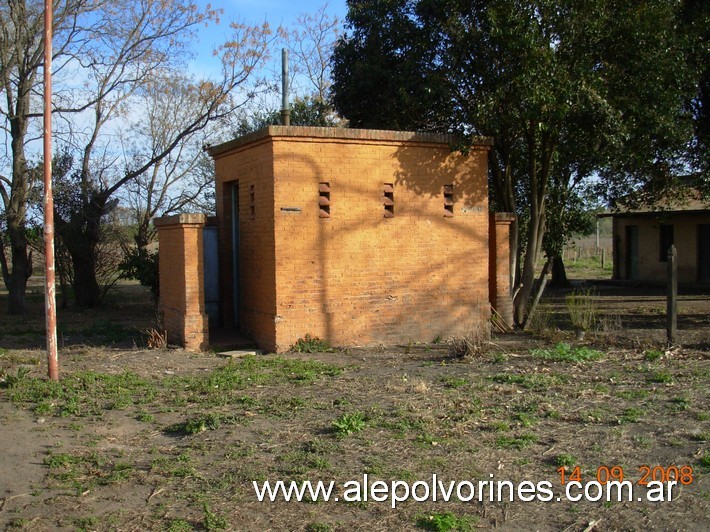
192, 0, 348, 69
214, 0, 347, 28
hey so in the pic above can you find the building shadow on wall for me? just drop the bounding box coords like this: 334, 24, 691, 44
263, 136, 492, 349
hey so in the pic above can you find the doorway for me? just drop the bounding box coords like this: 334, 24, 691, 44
699, 224, 710, 283
203, 225, 219, 327
625, 225, 639, 280
231, 182, 240, 326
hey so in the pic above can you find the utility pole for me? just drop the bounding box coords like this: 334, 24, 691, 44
44, 0, 59, 381
281, 48, 291, 126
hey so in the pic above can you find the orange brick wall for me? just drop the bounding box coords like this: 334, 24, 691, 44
489, 213, 515, 327
155, 214, 209, 351
210, 127, 494, 353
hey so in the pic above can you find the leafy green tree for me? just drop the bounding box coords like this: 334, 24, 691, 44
682, 0, 710, 189
234, 95, 346, 136
332, 0, 699, 324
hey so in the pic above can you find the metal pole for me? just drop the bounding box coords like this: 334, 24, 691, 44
666, 244, 677, 346
44, 0, 58, 381
281, 48, 290, 126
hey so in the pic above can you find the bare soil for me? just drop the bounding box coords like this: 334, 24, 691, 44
0, 282, 708, 531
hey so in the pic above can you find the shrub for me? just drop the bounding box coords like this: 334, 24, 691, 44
291, 334, 330, 353
530, 343, 603, 363
119, 246, 159, 297
566, 288, 597, 333
332, 412, 366, 435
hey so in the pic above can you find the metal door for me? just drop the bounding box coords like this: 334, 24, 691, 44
203, 226, 220, 327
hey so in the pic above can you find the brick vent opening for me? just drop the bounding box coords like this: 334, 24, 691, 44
444, 184, 454, 217
319, 182, 331, 218
383, 183, 395, 218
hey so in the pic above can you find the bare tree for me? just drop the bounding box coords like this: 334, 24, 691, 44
0, 0, 97, 314
279, 2, 345, 127
122, 75, 220, 251
0, 0, 273, 310
285, 2, 341, 102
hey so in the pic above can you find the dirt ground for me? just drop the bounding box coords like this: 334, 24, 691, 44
0, 282, 708, 531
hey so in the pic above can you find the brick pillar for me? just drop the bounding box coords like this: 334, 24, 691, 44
154, 214, 209, 351
489, 212, 515, 327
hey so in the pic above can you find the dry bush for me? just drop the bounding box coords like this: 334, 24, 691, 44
596, 313, 623, 333
527, 304, 558, 339
449, 319, 491, 359
144, 328, 168, 349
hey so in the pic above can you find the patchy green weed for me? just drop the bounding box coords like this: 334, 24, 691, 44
291, 334, 330, 353
441, 376, 468, 389
202, 503, 229, 530
647, 370, 673, 384
490, 373, 567, 390
619, 407, 645, 423
530, 343, 603, 363
495, 433, 538, 450
644, 350, 664, 362
555, 453, 577, 468
166, 413, 223, 435
332, 412, 367, 436
416, 511, 475, 531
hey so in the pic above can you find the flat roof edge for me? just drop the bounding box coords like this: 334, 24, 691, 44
599, 209, 710, 218
206, 126, 494, 157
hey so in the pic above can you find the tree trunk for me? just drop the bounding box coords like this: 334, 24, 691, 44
2, 100, 34, 315
512, 213, 550, 324
3, 219, 33, 314
56, 198, 105, 309
549, 255, 571, 288
509, 217, 520, 297
71, 247, 101, 308
513, 215, 543, 325
6, 273, 28, 314
522, 258, 553, 330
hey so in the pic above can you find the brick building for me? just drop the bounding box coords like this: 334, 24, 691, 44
157, 126, 513, 352
606, 196, 710, 284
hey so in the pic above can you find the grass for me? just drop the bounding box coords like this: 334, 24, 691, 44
647, 369, 673, 384
44, 450, 136, 493
416, 512, 474, 531
620, 407, 646, 423
555, 453, 577, 468
530, 342, 603, 363
644, 349, 664, 362
489, 373, 567, 390
6, 356, 343, 416
495, 433, 538, 450
0, 288, 707, 532
566, 288, 598, 333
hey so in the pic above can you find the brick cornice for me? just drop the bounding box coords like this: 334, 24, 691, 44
206, 126, 494, 158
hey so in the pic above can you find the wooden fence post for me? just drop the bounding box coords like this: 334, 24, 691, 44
667, 244, 677, 346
